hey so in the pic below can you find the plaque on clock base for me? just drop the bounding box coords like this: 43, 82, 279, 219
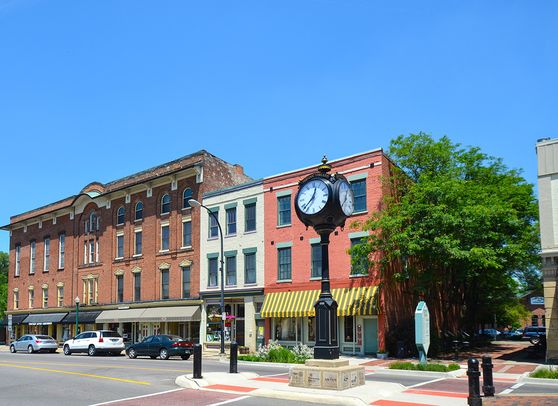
288, 359, 365, 390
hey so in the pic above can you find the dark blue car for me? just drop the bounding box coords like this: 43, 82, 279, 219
126, 335, 193, 360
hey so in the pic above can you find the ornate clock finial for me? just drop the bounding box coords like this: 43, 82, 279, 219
318, 155, 331, 174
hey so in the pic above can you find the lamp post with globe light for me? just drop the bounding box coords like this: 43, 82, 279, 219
75, 296, 80, 336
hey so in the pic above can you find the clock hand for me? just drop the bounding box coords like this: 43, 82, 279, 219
303, 189, 317, 210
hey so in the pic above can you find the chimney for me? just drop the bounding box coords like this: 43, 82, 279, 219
234, 164, 244, 176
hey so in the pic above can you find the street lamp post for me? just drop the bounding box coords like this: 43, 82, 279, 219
189, 198, 226, 355
75, 296, 80, 336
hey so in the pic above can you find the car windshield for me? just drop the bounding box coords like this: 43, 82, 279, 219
101, 331, 121, 338
36, 336, 53, 340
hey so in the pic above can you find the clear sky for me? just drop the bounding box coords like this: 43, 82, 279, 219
0, 1, 556, 253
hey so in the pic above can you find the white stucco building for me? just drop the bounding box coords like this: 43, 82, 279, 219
198, 180, 265, 351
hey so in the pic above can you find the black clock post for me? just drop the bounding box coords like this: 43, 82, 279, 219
295, 157, 354, 360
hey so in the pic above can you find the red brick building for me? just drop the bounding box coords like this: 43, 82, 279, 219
260, 149, 390, 355
3, 151, 251, 343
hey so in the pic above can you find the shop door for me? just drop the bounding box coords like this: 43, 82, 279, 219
363, 318, 378, 354
235, 320, 245, 346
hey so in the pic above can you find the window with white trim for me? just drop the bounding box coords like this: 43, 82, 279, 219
28, 288, 34, 308
161, 194, 171, 214
58, 233, 65, 269
116, 232, 124, 259
161, 223, 170, 251
42, 286, 48, 308
182, 188, 192, 209
30, 240, 36, 274
134, 229, 142, 256
134, 272, 141, 302
15, 243, 21, 276
43, 237, 50, 272
135, 201, 143, 221
13, 291, 19, 310
226, 207, 237, 236
182, 219, 192, 247
57, 286, 64, 307
117, 206, 125, 225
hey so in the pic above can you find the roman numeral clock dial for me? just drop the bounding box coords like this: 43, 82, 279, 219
296, 179, 329, 214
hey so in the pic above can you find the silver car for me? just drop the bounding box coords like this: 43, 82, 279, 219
10, 335, 59, 353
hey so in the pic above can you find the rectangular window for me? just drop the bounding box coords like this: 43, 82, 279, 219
350, 238, 369, 276
42, 287, 48, 308
244, 252, 256, 284
277, 196, 291, 226
83, 241, 88, 265
226, 207, 237, 235
116, 234, 124, 258
161, 224, 170, 251
30, 240, 36, 274
89, 240, 95, 264
95, 240, 99, 263
43, 238, 50, 272
182, 266, 191, 298
14, 291, 19, 310
161, 270, 169, 299
58, 234, 65, 269
307, 317, 315, 341
208, 257, 218, 287
311, 243, 322, 278
57, 286, 64, 307
134, 273, 141, 302
226, 255, 236, 286
208, 210, 219, 238
29, 289, 34, 308
351, 179, 367, 213
116, 275, 124, 303
135, 230, 142, 255
344, 315, 354, 342
278, 247, 292, 280
182, 220, 192, 247
15, 244, 21, 276
244, 203, 256, 232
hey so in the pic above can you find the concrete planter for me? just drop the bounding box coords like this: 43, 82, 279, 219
376, 352, 389, 360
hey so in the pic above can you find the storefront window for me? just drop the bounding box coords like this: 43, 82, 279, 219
275, 317, 299, 341
307, 317, 315, 341
344, 315, 354, 342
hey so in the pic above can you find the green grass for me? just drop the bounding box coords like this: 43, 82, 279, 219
530, 368, 558, 379
389, 361, 460, 372
238, 355, 263, 362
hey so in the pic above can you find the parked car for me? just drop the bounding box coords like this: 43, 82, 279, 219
501, 329, 523, 340
126, 335, 193, 360
478, 329, 501, 340
523, 326, 546, 344
10, 334, 58, 353
63, 330, 125, 356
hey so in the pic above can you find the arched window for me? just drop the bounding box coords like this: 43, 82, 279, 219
161, 194, 171, 214
117, 207, 125, 225
89, 211, 97, 232
135, 201, 143, 221
182, 188, 193, 209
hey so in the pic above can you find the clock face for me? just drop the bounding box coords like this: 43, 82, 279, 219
297, 178, 329, 214
338, 181, 354, 216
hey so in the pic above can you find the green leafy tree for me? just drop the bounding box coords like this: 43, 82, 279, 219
351, 133, 540, 352
0, 251, 8, 319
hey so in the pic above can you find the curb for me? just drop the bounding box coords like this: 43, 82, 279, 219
237, 360, 299, 369
519, 376, 558, 385
369, 368, 464, 379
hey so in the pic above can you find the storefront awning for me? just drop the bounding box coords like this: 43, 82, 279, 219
8, 314, 29, 325
261, 286, 378, 318
96, 306, 200, 323
61, 311, 102, 324
23, 312, 68, 326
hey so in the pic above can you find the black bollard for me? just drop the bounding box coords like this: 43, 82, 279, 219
230, 342, 238, 373
481, 355, 495, 397
193, 343, 202, 379
467, 358, 482, 406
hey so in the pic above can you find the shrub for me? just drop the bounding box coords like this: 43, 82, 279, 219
291, 343, 314, 362
242, 340, 310, 364
238, 355, 263, 362
530, 367, 558, 379
389, 361, 460, 372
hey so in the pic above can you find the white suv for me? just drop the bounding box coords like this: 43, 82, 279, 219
63, 330, 125, 356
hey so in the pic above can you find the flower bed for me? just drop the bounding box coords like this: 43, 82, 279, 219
237, 340, 313, 364
389, 361, 460, 372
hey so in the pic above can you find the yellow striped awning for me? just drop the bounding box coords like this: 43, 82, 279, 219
260, 286, 378, 318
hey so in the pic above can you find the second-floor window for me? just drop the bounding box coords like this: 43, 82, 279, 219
208, 209, 219, 238
58, 233, 65, 269
161, 224, 170, 251
226, 207, 237, 235
311, 243, 322, 278
83, 278, 98, 304
15, 243, 21, 276
13, 291, 19, 310
134, 272, 141, 302
134, 229, 142, 255
89, 240, 95, 264
244, 252, 256, 284
42, 287, 48, 308
116, 233, 124, 258
30, 240, 36, 274
351, 179, 367, 213
278, 247, 292, 281
28, 289, 34, 308
117, 207, 125, 225
245, 203, 256, 232
57, 286, 64, 307
208, 257, 218, 287
43, 237, 50, 272
350, 237, 369, 276
182, 220, 192, 247
182, 266, 190, 298
226, 255, 236, 286
117, 275, 124, 303
277, 195, 291, 226
161, 270, 169, 299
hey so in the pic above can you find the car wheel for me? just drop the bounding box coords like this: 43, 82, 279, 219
9, 345, 16, 353
530, 336, 541, 345
88, 345, 97, 356
128, 348, 137, 359
181, 354, 191, 361
159, 348, 169, 360
63, 345, 71, 355
27, 345, 34, 354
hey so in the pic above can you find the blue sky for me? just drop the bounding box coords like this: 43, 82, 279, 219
0, 1, 556, 252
